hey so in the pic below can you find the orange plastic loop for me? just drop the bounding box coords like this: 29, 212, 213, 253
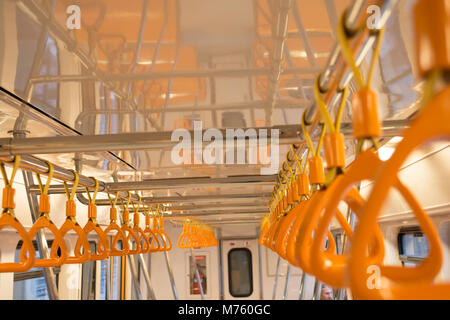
38, 195, 50, 214
88, 203, 97, 219
286, 186, 294, 205
297, 173, 310, 196
0, 214, 36, 272
308, 156, 325, 185
323, 133, 346, 169
123, 210, 130, 223
66, 200, 76, 217
110, 207, 117, 221
414, 0, 450, 77
2, 187, 15, 210
351, 88, 381, 139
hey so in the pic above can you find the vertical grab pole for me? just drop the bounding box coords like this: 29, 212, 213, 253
164, 251, 179, 300
105, 258, 111, 300
272, 256, 281, 300
127, 255, 143, 300
298, 272, 306, 300
283, 264, 292, 300
138, 253, 157, 300
20, 133, 59, 300
190, 247, 205, 300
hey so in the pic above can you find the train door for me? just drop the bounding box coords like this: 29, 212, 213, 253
222, 239, 260, 300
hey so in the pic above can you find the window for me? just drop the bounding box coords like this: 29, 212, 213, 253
228, 248, 253, 298
398, 227, 430, 266
15, 8, 60, 116
13, 241, 60, 300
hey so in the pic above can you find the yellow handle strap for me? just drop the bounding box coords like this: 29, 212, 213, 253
314, 76, 349, 134
107, 191, 119, 208
120, 191, 132, 211
337, 10, 385, 89
131, 194, 142, 214
0, 156, 21, 188
63, 170, 79, 201
35, 162, 54, 196
291, 145, 302, 172
301, 149, 311, 174
85, 177, 99, 205
301, 111, 317, 156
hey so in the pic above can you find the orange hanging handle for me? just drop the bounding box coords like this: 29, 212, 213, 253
153, 205, 167, 251
104, 192, 129, 256
20, 162, 67, 267
158, 205, 172, 251
53, 170, 91, 264
117, 192, 141, 255
78, 178, 109, 260
349, 85, 450, 300
0, 156, 36, 273
132, 195, 150, 253
310, 150, 387, 288
143, 205, 161, 252
177, 219, 189, 249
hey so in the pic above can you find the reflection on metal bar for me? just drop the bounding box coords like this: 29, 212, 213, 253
106, 175, 276, 192
313, 279, 323, 300
168, 211, 267, 219
138, 254, 157, 300
164, 251, 179, 300
17, 0, 162, 131
298, 272, 306, 300
190, 248, 205, 300
127, 255, 143, 300
105, 259, 111, 300
272, 256, 281, 300
22, 169, 60, 300
266, 0, 293, 126
0, 120, 410, 157
323, 0, 339, 37
283, 265, 292, 300
29, 67, 322, 84
76, 99, 312, 116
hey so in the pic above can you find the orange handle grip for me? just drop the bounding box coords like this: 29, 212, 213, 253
0, 214, 36, 272
21, 216, 67, 267
110, 207, 117, 221
88, 204, 97, 219
38, 195, 50, 214
414, 0, 450, 77
351, 89, 381, 139
122, 224, 141, 255
133, 225, 150, 253
349, 87, 450, 299
323, 133, 346, 169
297, 173, 310, 196
308, 157, 325, 185
66, 200, 76, 217
55, 217, 91, 264
80, 221, 109, 260
107, 222, 130, 256
2, 187, 15, 209
145, 227, 162, 252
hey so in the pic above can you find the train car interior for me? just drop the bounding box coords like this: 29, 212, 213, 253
0, 0, 449, 301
